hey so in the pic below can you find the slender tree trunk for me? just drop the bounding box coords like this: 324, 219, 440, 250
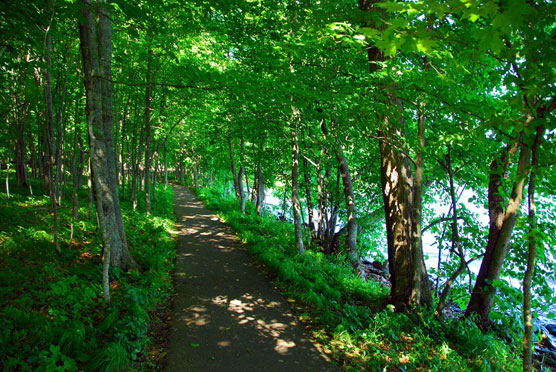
335, 143, 358, 265
55, 83, 67, 205
228, 132, 240, 198
466, 128, 534, 326
144, 47, 153, 214
132, 125, 144, 211
255, 138, 265, 216
152, 152, 158, 199
87, 157, 93, 220
437, 145, 466, 313
324, 169, 341, 254
302, 157, 315, 239
291, 124, 304, 254
317, 164, 328, 243
70, 125, 84, 244
44, 32, 60, 254
321, 119, 358, 264
5, 163, 10, 198
523, 125, 543, 371
164, 140, 168, 187
238, 138, 246, 213
29, 129, 37, 179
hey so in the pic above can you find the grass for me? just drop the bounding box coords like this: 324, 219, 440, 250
195, 185, 522, 372
0, 176, 176, 371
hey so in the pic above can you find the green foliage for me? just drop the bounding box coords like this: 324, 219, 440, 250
196, 183, 521, 371
0, 181, 176, 371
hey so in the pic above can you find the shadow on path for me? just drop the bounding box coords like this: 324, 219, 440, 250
166, 186, 340, 372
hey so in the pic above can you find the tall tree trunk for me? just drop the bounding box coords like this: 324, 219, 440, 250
238, 138, 246, 213
143, 47, 153, 214
228, 138, 240, 197
523, 125, 543, 371
360, 0, 431, 308
164, 140, 168, 187
317, 163, 329, 243
321, 119, 358, 264
302, 157, 315, 239
466, 128, 534, 326
255, 137, 265, 216
79, 0, 137, 280
70, 125, 85, 244
335, 142, 358, 265
44, 32, 60, 254
291, 124, 304, 254
55, 83, 67, 205
87, 157, 93, 220
4, 162, 10, 198
436, 145, 466, 313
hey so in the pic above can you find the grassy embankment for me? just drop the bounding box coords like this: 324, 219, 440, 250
0, 176, 176, 371
195, 185, 521, 372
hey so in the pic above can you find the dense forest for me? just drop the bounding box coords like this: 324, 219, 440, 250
1, 0, 555, 370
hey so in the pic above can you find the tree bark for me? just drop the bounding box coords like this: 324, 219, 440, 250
144, 47, 153, 214
360, 0, 431, 308
335, 142, 358, 265
436, 145, 466, 313
466, 128, 534, 326
227, 126, 240, 198
79, 0, 137, 278
44, 32, 60, 254
302, 156, 316, 239
291, 124, 304, 254
523, 125, 543, 371
255, 136, 265, 216
238, 137, 246, 213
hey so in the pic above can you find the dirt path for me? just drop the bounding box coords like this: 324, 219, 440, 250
166, 186, 340, 372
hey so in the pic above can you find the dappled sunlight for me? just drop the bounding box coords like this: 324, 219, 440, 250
168, 187, 337, 371
275, 339, 296, 355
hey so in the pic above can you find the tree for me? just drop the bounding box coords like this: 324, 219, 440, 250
359, 0, 432, 308
78, 0, 138, 301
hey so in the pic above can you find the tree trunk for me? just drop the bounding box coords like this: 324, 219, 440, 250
44, 32, 60, 254
87, 157, 93, 220
360, 0, 431, 309
79, 0, 137, 278
254, 135, 265, 215
436, 145, 466, 313
335, 143, 358, 265
70, 125, 85, 244
143, 47, 153, 214
238, 138, 246, 213
523, 125, 543, 371
291, 125, 304, 254
227, 130, 240, 198
302, 157, 316, 239
466, 128, 534, 326
4, 162, 10, 198
164, 140, 168, 187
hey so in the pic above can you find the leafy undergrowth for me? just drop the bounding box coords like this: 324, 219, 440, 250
196, 186, 521, 372
0, 179, 176, 371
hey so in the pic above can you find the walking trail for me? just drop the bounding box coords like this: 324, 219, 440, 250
165, 186, 340, 372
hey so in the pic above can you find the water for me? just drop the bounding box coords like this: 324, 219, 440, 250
261, 187, 555, 344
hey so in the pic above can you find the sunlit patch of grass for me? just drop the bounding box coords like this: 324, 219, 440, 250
0, 180, 176, 371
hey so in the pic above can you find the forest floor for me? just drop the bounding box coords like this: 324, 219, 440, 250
166, 185, 339, 372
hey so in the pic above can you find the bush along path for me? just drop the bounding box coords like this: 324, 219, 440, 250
166, 185, 339, 372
